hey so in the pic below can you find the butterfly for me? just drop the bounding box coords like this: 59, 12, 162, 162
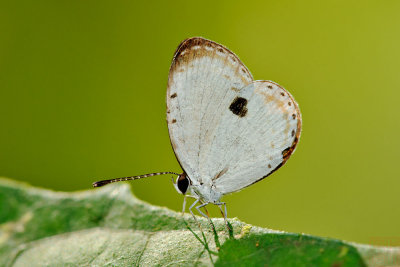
93, 37, 301, 228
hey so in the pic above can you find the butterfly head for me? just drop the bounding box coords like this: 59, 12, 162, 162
173, 172, 191, 195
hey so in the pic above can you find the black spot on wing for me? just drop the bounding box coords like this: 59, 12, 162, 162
229, 97, 248, 117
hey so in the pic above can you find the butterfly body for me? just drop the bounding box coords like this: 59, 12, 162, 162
191, 179, 223, 204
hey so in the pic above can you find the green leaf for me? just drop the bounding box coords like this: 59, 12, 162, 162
0, 177, 398, 266
216, 234, 364, 267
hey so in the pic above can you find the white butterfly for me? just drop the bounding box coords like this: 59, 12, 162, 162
93, 37, 301, 227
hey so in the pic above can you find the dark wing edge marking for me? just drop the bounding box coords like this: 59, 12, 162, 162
170, 37, 252, 78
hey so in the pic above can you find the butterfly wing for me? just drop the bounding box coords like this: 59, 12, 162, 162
167, 37, 253, 179
167, 37, 301, 195
207, 80, 301, 194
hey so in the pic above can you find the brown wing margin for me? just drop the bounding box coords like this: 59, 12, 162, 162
167, 37, 253, 86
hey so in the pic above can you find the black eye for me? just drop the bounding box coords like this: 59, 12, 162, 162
177, 174, 189, 194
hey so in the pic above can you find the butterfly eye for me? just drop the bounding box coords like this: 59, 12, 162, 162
176, 174, 189, 194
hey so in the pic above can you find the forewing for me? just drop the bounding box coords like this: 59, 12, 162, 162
167, 37, 253, 182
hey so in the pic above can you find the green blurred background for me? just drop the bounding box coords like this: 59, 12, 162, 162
1, 0, 399, 246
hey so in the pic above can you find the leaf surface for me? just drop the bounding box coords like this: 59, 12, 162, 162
0, 178, 398, 266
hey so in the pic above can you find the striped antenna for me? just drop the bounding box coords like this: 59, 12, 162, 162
92, 172, 180, 187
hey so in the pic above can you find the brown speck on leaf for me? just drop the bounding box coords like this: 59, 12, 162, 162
268, 85, 273, 89
268, 164, 271, 168
218, 48, 224, 53
288, 102, 292, 106
280, 92, 285, 96
292, 114, 296, 119
291, 130, 295, 137
172, 119, 177, 124
171, 93, 177, 98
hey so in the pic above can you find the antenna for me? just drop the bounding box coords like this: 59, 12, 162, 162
92, 172, 180, 187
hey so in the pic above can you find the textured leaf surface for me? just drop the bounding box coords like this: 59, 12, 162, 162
0, 178, 398, 266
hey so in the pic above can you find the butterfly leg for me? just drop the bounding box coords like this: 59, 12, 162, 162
202, 205, 219, 236
189, 199, 211, 242
189, 198, 201, 224
182, 195, 198, 215
182, 195, 187, 216
196, 202, 218, 234
187, 198, 214, 256
195, 202, 210, 219
216, 202, 231, 231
